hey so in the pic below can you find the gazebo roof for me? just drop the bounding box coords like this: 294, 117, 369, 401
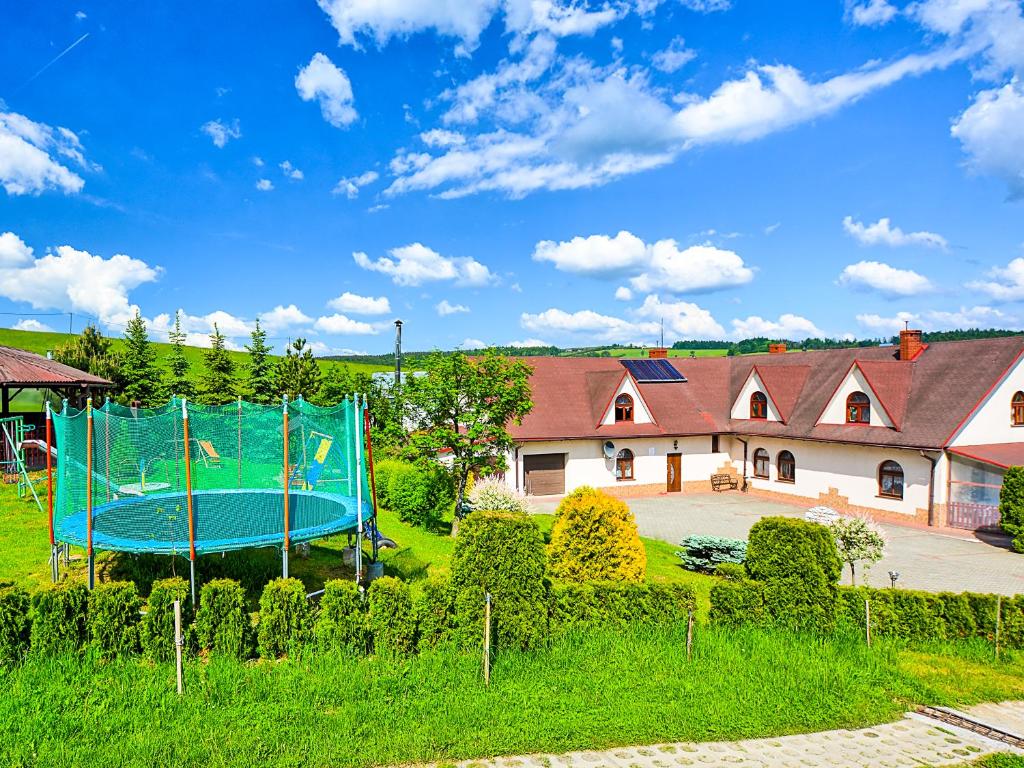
0, 345, 113, 388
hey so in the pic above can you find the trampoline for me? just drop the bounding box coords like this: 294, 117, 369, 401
44, 394, 381, 595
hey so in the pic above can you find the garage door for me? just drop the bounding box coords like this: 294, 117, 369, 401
524, 453, 565, 496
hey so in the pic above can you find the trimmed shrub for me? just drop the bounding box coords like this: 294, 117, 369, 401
373, 459, 405, 511
715, 562, 747, 581
547, 486, 646, 583
386, 461, 455, 528
452, 510, 548, 651
87, 581, 142, 658
314, 579, 368, 654
30, 581, 89, 656
746, 517, 841, 633
549, 582, 697, 633
469, 477, 531, 514
968, 593, 1001, 640
676, 535, 746, 574
709, 579, 766, 628
938, 592, 977, 640
195, 579, 251, 659
0, 584, 30, 667
1000, 465, 1024, 552
415, 574, 457, 650
257, 578, 311, 659
140, 577, 189, 662
367, 576, 416, 657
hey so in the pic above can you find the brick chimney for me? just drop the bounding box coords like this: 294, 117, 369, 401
768, 343, 787, 354
899, 328, 924, 361
648, 347, 668, 359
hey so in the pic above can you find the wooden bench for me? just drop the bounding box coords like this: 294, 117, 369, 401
711, 473, 738, 492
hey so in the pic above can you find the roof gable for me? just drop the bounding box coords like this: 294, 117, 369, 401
855, 360, 914, 430
753, 364, 810, 424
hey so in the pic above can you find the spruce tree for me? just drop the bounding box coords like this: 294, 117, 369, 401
199, 324, 237, 405
165, 311, 194, 400
245, 319, 276, 404
121, 311, 161, 406
274, 338, 321, 402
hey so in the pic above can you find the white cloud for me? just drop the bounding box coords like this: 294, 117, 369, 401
730, 313, 824, 340
838, 260, 934, 297
856, 306, 1018, 332
201, 119, 241, 148
260, 304, 313, 333
764, 222, 781, 235
521, 307, 660, 343
421, 129, 467, 148
508, 338, 550, 347
951, 81, 1024, 200
313, 313, 379, 335
848, 0, 897, 26
614, 285, 633, 301
967, 257, 1024, 301
0, 233, 161, 327
633, 294, 727, 338
12, 318, 54, 332
436, 299, 470, 316
0, 111, 91, 195
306, 341, 369, 356
909, 0, 1024, 79
151, 310, 252, 343
651, 37, 696, 74
460, 337, 488, 349
75, 10, 86, 20
854, 311, 917, 333
842, 215, 949, 249
353, 243, 495, 287
295, 53, 357, 128
252, 156, 265, 167
677, 0, 731, 10
280, 160, 304, 180
328, 292, 391, 315
333, 170, 379, 198
256, 178, 274, 191
532, 230, 753, 294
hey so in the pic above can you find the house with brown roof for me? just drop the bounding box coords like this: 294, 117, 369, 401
501, 330, 1024, 531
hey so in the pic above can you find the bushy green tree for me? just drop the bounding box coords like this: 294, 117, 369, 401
275, 338, 321, 402
120, 312, 162, 406
199, 323, 236, 405
244, 319, 276, 404
829, 516, 886, 585
53, 325, 124, 389
548, 486, 646, 582
165, 311, 193, 400
1000, 466, 1024, 552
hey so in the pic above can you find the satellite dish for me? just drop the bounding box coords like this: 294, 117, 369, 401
603, 441, 616, 459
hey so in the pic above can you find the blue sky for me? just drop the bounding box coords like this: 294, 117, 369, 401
1, 0, 1023, 354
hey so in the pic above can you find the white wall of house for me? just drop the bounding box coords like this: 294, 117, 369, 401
598, 375, 655, 426
729, 436, 933, 516
507, 436, 729, 494
730, 370, 782, 421
950, 352, 1024, 446
817, 366, 895, 428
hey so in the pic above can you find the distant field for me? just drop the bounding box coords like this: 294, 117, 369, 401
592, 348, 730, 358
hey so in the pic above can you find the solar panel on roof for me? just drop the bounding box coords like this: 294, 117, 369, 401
621, 358, 687, 383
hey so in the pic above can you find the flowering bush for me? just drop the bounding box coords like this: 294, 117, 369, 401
468, 476, 531, 514
829, 515, 886, 586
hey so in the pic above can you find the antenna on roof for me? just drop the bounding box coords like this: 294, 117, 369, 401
904, 320, 910, 331
660, 318, 664, 348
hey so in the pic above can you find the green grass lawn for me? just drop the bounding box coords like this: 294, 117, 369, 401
591, 347, 729, 358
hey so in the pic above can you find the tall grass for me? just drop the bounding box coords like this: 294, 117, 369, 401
4, 623, 1023, 768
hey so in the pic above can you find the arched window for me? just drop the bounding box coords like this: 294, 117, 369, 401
777, 450, 796, 483
614, 393, 634, 423
750, 391, 768, 419
846, 391, 870, 424
878, 460, 904, 499
753, 448, 770, 479
615, 449, 634, 481
1013, 392, 1024, 426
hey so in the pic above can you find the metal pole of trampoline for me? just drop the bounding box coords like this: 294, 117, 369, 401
354, 393, 363, 585
86, 398, 94, 590
104, 396, 110, 502
237, 396, 242, 489
282, 395, 290, 580
182, 399, 197, 606
46, 402, 56, 583
364, 403, 379, 563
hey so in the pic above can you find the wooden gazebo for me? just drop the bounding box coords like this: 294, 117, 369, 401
0, 345, 114, 419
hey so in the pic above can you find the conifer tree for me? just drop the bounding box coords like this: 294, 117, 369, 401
245, 319, 276, 404
199, 323, 236, 405
165, 310, 193, 400
121, 311, 161, 406
274, 338, 321, 402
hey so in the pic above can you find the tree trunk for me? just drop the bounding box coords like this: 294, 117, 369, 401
849, 561, 856, 586
451, 464, 469, 538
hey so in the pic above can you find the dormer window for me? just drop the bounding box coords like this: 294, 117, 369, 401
614, 394, 634, 423
846, 392, 870, 424
750, 391, 768, 419
1013, 392, 1024, 426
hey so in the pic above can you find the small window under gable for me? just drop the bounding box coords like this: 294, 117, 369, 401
750, 391, 768, 419
846, 391, 870, 424
816, 364, 895, 429
730, 368, 781, 422
614, 394, 634, 423
1013, 391, 1024, 427
600, 374, 654, 426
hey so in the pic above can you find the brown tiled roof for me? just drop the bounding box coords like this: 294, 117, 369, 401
949, 443, 1024, 469
509, 336, 1024, 449
0, 346, 113, 387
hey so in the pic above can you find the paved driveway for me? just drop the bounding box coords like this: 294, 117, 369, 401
533, 492, 1024, 596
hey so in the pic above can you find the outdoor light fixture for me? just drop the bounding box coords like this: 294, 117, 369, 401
888, 570, 900, 589
673, 440, 678, 450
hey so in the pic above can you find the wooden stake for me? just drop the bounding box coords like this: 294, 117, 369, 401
483, 592, 492, 687
995, 596, 1002, 660
174, 599, 184, 695
865, 598, 871, 647
686, 610, 694, 661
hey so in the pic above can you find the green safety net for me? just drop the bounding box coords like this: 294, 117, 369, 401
52, 397, 373, 556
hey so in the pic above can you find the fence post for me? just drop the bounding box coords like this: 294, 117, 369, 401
995, 596, 1002, 660
483, 592, 492, 687
865, 598, 871, 647
174, 599, 184, 695
686, 610, 694, 661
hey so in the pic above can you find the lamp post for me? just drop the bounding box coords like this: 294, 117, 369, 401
888, 570, 900, 589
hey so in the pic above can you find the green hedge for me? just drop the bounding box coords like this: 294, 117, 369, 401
87, 581, 142, 658
0, 585, 30, 667
383, 461, 455, 528
257, 578, 311, 659
140, 577, 189, 662
549, 582, 697, 633
314, 579, 368, 654
367, 577, 416, 657
30, 581, 89, 656
195, 579, 251, 659
414, 574, 457, 650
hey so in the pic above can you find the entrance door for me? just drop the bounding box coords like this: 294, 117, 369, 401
666, 453, 681, 493
524, 453, 566, 496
